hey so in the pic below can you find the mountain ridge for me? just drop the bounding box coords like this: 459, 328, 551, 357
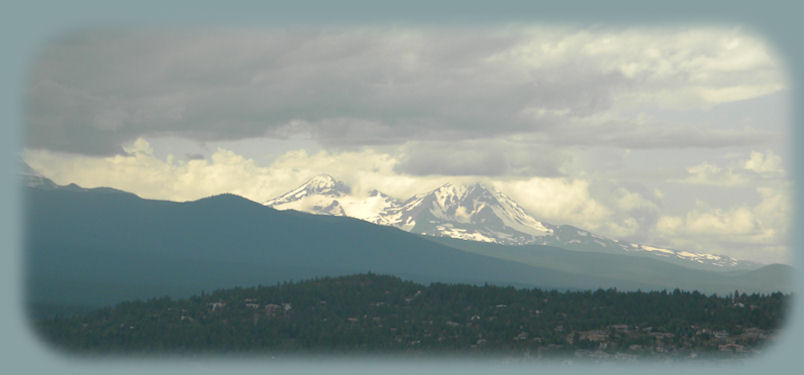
24, 180, 791, 315
264, 175, 759, 271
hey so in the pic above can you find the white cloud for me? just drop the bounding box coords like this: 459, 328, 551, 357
658, 206, 763, 236
657, 151, 790, 263
744, 150, 784, 174
653, 184, 791, 264
24, 138, 620, 235
23, 138, 472, 203
122, 137, 154, 155
681, 162, 747, 186
614, 188, 659, 212
22, 138, 791, 264
605, 217, 641, 238
492, 177, 614, 232
495, 26, 786, 111
753, 185, 792, 236
677, 151, 785, 186
25, 141, 279, 203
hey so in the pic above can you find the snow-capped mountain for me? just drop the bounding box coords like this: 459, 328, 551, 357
264, 175, 351, 216
536, 225, 757, 270
264, 175, 400, 220
264, 175, 758, 271
367, 182, 554, 245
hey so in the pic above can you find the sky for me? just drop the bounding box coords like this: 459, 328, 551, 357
21, 25, 792, 264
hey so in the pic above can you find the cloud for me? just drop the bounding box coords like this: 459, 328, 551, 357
681, 162, 747, 186
677, 151, 785, 186
393, 139, 569, 177
492, 177, 614, 232
23, 138, 454, 203
494, 179, 655, 238
22, 137, 791, 264
24, 137, 615, 236
753, 185, 793, 237
744, 150, 784, 174
593, 187, 664, 240
123, 138, 154, 155
655, 151, 790, 263
25, 26, 786, 155
653, 184, 791, 264
492, 27, 785, 110
24, 142, 276, 202
614, 188, 659, 212
657, 206, 763, 237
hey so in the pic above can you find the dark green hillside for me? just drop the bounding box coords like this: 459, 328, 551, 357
35, 274, 790, 358
24, 182, 792, 318
26, 186, 649, 315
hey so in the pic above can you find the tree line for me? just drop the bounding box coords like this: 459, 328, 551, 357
34, 273, 790, 357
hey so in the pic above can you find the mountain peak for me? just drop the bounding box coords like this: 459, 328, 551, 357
433, 181, 464, 194
265, 175, 351, 207
260, 176, 750, 271
303, 174, 349, 194
435, 182, 497, 194
307, 174, 336, 184
429, 182, 501, 206
264, 174, 359, 217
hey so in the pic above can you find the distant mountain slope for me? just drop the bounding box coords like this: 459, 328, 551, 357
264, 176, 759, 271
23, 184, 645, 311
427, 237, 792, 295
536, 224, 760, 271
25, 181, 791, 315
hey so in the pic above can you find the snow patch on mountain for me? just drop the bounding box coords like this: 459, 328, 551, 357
265, 175, 401, 220
263, 176, 758, 271
367, 182, 555, 245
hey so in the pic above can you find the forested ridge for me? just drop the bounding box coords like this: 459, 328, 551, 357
34, 274, 789, 359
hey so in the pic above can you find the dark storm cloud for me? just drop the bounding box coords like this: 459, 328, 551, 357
24, 27, 784, 156
26, 29, 537, 155
394, 140, 568, 177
